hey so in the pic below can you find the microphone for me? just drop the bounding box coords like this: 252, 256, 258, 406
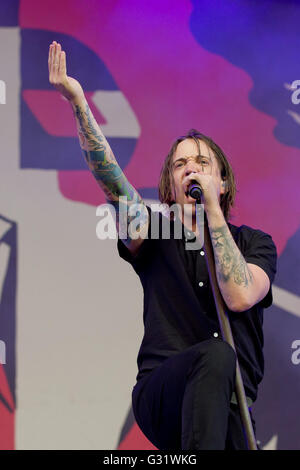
188, 180, 202, 200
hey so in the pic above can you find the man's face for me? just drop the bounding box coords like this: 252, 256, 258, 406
171, 138, 225, 213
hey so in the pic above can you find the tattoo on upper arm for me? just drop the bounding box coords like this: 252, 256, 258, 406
210, 225, 253, 287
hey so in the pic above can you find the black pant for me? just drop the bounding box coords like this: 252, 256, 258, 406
132, 339, 256, 450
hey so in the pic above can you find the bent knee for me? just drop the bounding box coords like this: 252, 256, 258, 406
188, 339, 236, 380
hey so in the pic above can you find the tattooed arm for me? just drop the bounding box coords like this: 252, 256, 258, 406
206, 206, 270, 312
48, 41, 148, 254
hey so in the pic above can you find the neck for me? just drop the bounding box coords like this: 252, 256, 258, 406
178, 204, 199, 235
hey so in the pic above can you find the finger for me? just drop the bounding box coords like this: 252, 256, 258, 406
56, 43, 64, 78
49, 44, 56, 80
51, 42, 56, 65
48, 44, 53, 74
58, 50, 67, 77
186, 173, 199, 182
52, 42, 60, 80
48, 44, 54, 73
55, 43, 62, 68
49, 42, 60, 81
50, 43, 56, 80
54, 42, 59, 65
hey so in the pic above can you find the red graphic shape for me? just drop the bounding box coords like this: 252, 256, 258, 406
0, 365, 15, 450
23, 90, 106, 137
118, 422, 157, 451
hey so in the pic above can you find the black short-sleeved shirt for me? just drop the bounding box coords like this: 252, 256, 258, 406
117, 207, 277, 402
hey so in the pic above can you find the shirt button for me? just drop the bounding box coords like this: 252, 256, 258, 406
198, 281, 204, 287
213, 332, 219, 338
200, 250, 205, 256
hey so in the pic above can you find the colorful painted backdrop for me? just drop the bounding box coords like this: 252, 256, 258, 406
0, 0, 299, 450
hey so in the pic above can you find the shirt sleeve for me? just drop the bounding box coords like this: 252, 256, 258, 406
243, 228, 277, 308
117, 205, 156, 272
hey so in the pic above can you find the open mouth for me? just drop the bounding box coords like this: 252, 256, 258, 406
185, 191, 195, 201
184, 183, 191, 197
185, 183, 194, 198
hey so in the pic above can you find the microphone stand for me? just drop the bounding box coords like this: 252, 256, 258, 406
195, 200, 258, 450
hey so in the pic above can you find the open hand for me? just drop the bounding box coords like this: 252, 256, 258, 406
48, 41, 84, 103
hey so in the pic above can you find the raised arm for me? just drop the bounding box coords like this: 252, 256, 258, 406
48, 41, 148, 254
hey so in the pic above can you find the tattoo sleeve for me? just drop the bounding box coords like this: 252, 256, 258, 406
71, 99, 148, 243
210, 224, 253, 288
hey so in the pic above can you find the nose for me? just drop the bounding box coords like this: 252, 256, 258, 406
185, 160, 201, 177
185, 169, 196, 179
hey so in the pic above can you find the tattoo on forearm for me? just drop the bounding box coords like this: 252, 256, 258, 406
72, 101, 148, 243
210, 225, 253, 287
72, 102, 135, 200
74, 103, 105, 152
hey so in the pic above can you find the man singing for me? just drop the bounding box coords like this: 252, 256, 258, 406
49, 41, 277, 450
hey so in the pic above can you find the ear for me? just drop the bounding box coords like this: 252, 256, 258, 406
220, 179, 227, 194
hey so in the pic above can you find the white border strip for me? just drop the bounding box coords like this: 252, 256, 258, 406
273, 285, 300, 318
